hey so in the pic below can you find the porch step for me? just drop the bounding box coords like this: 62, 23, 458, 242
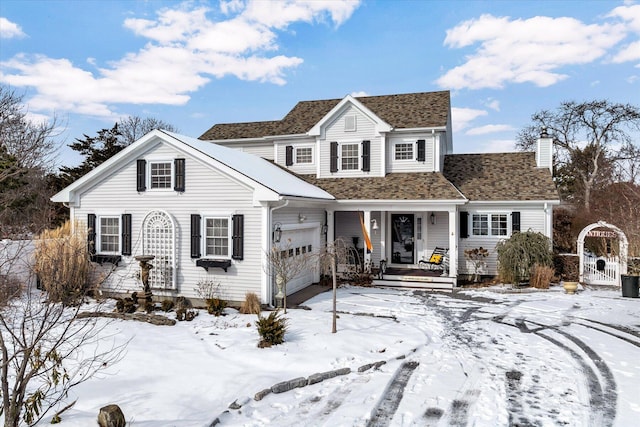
372, 279, 453, 291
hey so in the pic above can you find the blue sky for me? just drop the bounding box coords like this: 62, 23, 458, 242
1, 0, 639, 169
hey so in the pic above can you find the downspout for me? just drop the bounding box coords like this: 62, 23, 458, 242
267, 199, 289, 308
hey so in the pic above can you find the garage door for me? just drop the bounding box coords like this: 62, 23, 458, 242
279, 227, 317, 295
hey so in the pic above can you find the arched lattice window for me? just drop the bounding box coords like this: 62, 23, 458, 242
142, 210, 176, 290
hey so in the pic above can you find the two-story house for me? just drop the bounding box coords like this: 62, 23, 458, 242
52, 91, 559, 305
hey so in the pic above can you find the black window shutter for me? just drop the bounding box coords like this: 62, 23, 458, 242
121, 214, 132, 255
460, 211, 469, 238
361, 140, 370, 172
174, 158, 185, 192
190, 214, 201, 258
232, 214, 244, 260
417, 139, 426, 162
87, 214, 96, 255
136, 159, 146, 192
512, 211, 521, 233
285, 146, 293, 166
330, 141, 338, 172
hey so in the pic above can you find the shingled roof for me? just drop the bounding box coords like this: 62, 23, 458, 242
443, 152, 558, 201
199, 91, 450, 140
299, 172, 465, 201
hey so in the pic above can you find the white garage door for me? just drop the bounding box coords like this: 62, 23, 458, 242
279, 227, 317, 295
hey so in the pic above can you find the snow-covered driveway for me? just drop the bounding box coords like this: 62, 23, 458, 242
219, 287, 640, 427
55, 286, 639, 427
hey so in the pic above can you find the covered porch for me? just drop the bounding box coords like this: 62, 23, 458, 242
328, 206, 462, 288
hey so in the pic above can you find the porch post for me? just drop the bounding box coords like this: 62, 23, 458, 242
448, 209, 457, 278
327, 210, 335, 244
363, 210, 372, 267
380, 212, 386, 263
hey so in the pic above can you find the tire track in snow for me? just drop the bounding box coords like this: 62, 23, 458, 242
366, 360, 419, 427
514, 319, 618, 427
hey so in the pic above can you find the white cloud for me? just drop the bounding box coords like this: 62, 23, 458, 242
0, 0, 361, 118
351, 91, 369, 97
437, 11, 630, 90
466, 124, 515, 136
627, 75, 638, 83
451, 107, 487, 132
466, 139, 517, 153
0, 17, 25, 39
483, 98, 500, 111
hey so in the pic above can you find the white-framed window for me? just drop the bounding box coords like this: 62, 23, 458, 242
344, 115, 356, 132
98, 216, 120, 254
341, 143, 360, 170
204, 217, 230, 258
150, 161, 172, 189
295, 147, 313, 164
394, 143, 414, 160
472, 213, 509, 236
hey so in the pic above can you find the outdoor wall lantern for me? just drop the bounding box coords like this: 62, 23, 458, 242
273, 222, 282, 243
298, 213, 307, 223
371, 219, 379, 231
430, 212, 436, 225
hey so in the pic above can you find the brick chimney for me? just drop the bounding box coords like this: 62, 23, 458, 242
536, 127, 553, 174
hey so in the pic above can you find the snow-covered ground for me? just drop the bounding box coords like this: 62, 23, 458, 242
44, 285, 640, 426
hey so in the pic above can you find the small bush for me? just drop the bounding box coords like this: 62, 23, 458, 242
115, 298, 136, 314
239, 292, 261, 315
496, 231, 553, 284
256, 310, 287, 348
206, 298, 227, 316
144, 301, 155, 314
161, 299, 174, 312
530, 264, 555, 289
176, 308, 197, 321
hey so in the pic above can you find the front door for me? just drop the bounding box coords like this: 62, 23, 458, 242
391, 214, 414, 264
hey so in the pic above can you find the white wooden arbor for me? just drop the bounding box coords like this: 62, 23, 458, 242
578, 221, 628, 286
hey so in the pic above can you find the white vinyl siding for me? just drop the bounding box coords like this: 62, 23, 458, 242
98, 216, 120, 254
73, 143, 263, 303
387, 135, 435, 173
214, 142, 275, 161
275, 139, 316, 174
320, 104, 380, 177
457, 205, 551, 277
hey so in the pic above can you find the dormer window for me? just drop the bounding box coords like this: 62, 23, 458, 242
295, 147, 313, 164
341, 143, 359, 170
344, 115, 356, 132
395, 143, 414, 160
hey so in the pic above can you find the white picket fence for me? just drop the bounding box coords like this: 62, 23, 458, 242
583, 254, 620, 286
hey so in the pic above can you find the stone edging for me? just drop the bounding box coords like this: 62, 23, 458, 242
209, 360, 390, 426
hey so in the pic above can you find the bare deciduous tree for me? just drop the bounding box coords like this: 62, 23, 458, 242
265, 239, 314, 313
0, 85, 62, 236
117, 115, 178, 145
517, 100, 640, 211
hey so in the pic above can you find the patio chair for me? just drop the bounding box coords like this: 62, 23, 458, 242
418, 247, 448, 271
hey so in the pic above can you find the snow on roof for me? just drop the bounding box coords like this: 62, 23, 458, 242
162, 131, 334, 200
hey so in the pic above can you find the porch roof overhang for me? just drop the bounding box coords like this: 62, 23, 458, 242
333, 199, 466, 211
299, 172, 466, 202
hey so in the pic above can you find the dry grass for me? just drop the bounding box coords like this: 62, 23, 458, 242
239, 292, 261, 315
530, 264, 555, 289
34, 220, 92, 304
